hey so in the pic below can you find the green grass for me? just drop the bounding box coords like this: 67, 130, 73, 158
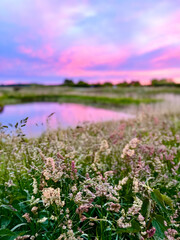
4, 85, 180, 108
0, 92, 160, 108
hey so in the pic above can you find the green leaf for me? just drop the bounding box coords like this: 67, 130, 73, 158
161, 194, 173, 210
80, 234, 89, 240
131, 220, 141, 232
105, 227, 111, 232
152, 215, 167, 239
0, 217, 11, 229
151, 189, 174, 212
0, 229, 16, 237
0, 205, 17, 212
141, 198, 151, 220
151, 189, 166, 211
11, 223, 27, 232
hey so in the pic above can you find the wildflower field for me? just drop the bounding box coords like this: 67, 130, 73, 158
0, 108, 180, 239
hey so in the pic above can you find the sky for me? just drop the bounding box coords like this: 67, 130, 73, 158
0, 0, 180, 85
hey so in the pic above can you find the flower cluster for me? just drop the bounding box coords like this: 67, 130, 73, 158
42, 187, 64, 207
121, 137, 140, 158
1, 113, 180, 239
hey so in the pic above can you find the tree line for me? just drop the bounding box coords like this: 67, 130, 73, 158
63, 78, 179, 87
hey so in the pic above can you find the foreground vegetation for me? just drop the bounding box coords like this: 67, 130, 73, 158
0, 109, 180, 239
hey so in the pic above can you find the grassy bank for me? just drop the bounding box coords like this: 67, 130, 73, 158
0, 92, 159, 108
0, 112, 179, 239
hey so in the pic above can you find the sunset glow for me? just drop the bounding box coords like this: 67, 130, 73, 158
0, 0, 180, 84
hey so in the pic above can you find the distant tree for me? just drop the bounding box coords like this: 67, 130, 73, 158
151, 78, 175, 87
116, 81, 129, 87
63, 79, 75, 87
75, 80, 89, 87
102, 82, 113, 87
151, 79, 159, 86
130, 81, 141, 87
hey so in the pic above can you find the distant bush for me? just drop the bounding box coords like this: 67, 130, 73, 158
63, 79, 75, 87
75, 80, 90, 88
151, 79, 176, 87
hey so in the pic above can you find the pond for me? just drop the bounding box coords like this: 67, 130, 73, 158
0, 102, 134, 137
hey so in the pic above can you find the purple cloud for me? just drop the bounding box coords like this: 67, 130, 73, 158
0, 0, 180, 84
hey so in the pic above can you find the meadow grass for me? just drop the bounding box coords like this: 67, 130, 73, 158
0, 92, 159, 108
3, 85, 180, 108
0, 109, 180, 240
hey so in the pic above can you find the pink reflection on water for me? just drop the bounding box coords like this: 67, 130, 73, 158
0, 102, 134, 137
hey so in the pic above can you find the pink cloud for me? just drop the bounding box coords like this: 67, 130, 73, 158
0, 58, 23, 72
0, 80, 16, 85
12, 1, 95, 45
19, 45, 54, 59
2, 54, 180, 85
17, 42, 132, 76
0, 58, 13, 71
152, 47, 180, 66
58, 44, 130, 71
133, 9, 180, 55
1, 56, 180, 84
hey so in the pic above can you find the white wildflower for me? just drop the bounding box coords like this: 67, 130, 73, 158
32, 178, 38, 194
117, 217, 131, 228
116, 176, 128, 190
37, 217, 48, 223
42, 187, 64, 207
132, 177, 139, 193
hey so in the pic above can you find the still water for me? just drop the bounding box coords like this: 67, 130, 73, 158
0, 102, 134, 137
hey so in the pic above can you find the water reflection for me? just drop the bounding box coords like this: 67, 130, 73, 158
0, 102, 134, 137
149, 93, 180, 115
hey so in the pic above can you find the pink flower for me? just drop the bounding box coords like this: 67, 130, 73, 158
86, 173, 90, 179
147, 227, 156, 238
57, 152, 65, 159
22, 213, 31, 223
71, 161, 77, 173
80, 215, 87, 222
